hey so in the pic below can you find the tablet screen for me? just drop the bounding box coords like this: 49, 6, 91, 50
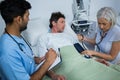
74, 43, 85, 53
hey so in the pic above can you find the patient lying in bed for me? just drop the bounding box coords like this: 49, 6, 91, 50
37, 12, 84, 57
22, 12, 120, 80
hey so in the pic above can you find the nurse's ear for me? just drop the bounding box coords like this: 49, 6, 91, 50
109, 21, 112, 27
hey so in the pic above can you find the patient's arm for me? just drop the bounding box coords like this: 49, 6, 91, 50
47, 70, 66, 80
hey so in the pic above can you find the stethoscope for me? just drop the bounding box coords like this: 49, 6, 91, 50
5, 29, 34, 59
95, 31, 107, 51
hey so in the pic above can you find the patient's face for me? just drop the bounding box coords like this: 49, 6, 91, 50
56, 18, 65, 33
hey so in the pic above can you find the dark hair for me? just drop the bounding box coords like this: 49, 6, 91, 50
0, 0, 31, 24
49, 12, 65, 28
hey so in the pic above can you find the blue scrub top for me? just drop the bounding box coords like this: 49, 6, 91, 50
0, 34, 35, 80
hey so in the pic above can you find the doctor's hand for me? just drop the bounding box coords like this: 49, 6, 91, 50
45, 48, 57, 65
34, 56, 45, 64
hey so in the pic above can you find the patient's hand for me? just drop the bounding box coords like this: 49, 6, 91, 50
47, 70, 66, 80
51, 74, 66, 80
34, 56, 45, 64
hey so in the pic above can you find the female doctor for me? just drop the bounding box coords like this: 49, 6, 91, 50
78, 7, 120, 64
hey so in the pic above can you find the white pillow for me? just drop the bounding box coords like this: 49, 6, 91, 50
22, 17, 77, 47
22, 18, 78, 55
64, 22, 78, 40
22, 18, 49, 46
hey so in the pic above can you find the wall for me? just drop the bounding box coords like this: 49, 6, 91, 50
0, 0, 120, 36
0, 0, 5, 36
28, 0, 120, 21
28, 0, 73, 23
0, 15, 5, 36
89, 0, 120, 21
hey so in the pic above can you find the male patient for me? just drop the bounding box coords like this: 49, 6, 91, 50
37, 12, 79, 57
36, 12, 83, 80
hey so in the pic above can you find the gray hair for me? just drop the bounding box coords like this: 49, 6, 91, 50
97, 7, 116, 27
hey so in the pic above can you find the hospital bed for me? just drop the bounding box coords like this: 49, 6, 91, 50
0, 0, 120, 79
22, 18, 120, 80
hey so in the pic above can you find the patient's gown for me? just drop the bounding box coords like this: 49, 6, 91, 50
37, 32, 78, 57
